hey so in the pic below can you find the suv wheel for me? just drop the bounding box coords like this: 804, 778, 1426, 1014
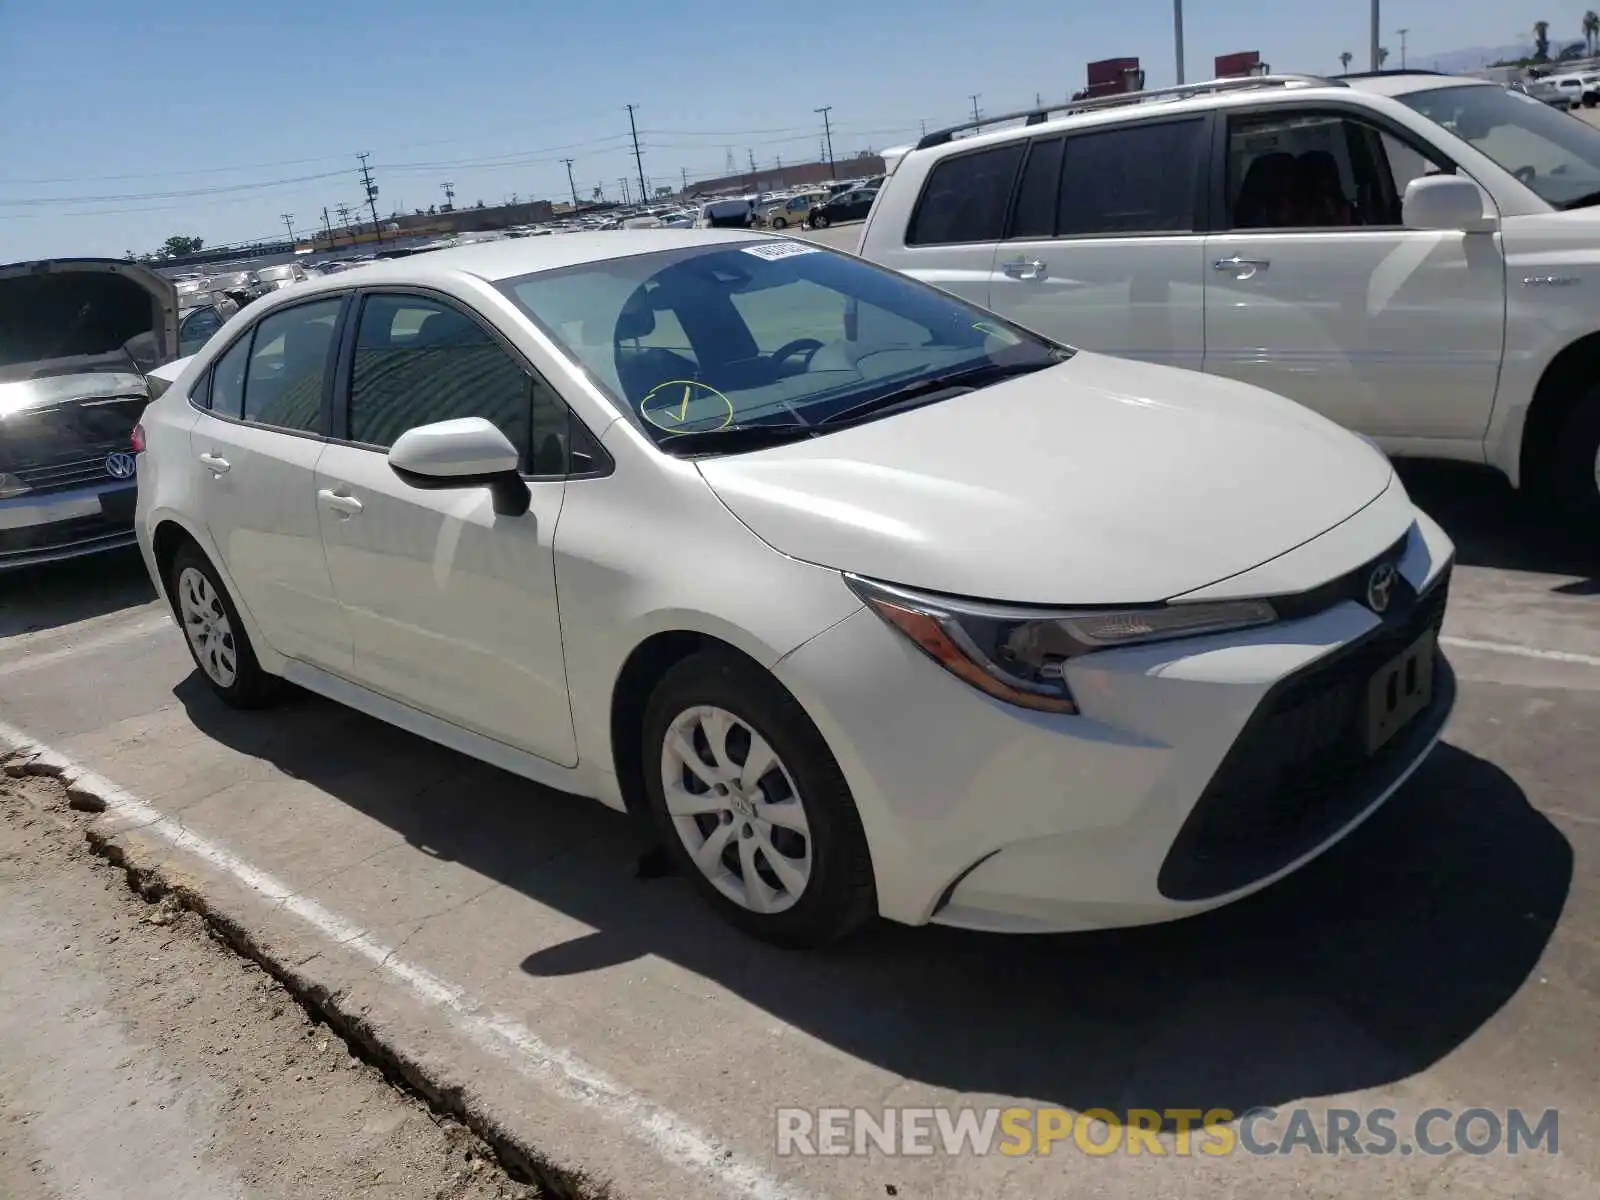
641, 650, 875, 947
811, 212, 830, 229
169, 543, 283, 708
1539, 385, 1600, 520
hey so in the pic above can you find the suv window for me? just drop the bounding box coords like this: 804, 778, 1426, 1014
1056, 119, 1204, 236
349, 294, 564, 471
240, 298, 342, 433
1228, 111, 1432, 229
1009, 137, 1065, 238
906, 142, 1026, 245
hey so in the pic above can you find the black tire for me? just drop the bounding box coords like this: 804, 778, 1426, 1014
771, 216, 788, 229
167, 542, 283, 709
641, 650, 876, 948
1537, 386, 1600, 521
811, 212, 830, 229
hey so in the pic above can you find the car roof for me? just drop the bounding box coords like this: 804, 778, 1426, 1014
242, 230, 774, 303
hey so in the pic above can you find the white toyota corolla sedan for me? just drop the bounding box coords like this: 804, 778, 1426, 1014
133, 231, 1455, 946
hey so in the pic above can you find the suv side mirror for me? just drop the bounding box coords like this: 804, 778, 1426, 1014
388, 417, 530, 516
1402, 175, 1497, 233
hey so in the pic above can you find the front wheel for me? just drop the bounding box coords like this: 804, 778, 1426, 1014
168, 543, 283, 708
642, 651, 875, 947
811, 212, 830, 229
771, 216, 788, 229
1537, 385, 1600, 521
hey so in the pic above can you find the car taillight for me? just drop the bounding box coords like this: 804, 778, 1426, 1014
131, 423, 146, 453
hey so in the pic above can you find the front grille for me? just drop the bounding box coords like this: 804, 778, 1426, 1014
0, 497, 136, 561
1157, 568, 1454, 901
13, 452, 118, 494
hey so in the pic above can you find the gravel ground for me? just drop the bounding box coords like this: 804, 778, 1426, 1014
0, 774, 542, 1200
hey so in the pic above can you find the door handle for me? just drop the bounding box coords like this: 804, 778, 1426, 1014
317, 488, 364, 516
1000, 258, 1047, 280
198, 452, 230, 474
1214, 256, 1271, 273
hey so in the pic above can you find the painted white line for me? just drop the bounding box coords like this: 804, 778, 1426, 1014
0, 614, 172, 678
1440, 635, 1600, 669
0, 719, 813, 1200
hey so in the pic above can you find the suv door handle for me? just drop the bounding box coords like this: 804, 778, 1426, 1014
198, 452, 230, 474
317, 488, 364, 516
1214, 256, 1271, 273
1000, 258, 1047, 280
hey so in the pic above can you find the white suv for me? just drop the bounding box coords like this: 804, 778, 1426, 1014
859, 72, 1600, 516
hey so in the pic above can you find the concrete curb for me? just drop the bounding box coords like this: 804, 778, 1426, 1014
0, 730, 613, 1200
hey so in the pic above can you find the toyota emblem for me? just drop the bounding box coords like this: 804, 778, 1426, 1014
1366, 562, 1398, 615
105, 451, 137, 480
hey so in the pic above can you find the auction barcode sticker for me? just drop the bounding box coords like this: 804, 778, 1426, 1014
740, 241, 820, 260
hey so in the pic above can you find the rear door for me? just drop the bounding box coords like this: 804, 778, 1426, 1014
883, 140, 1026, 308
188, 295, 354, 672
983, 116, 1211, 369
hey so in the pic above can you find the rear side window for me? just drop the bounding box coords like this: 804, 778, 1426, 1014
906, 142, 1025, 245
241, 299, 342, 433
1057, 119, 1205, 236
208, 333, 252, 417
1009, 138, 1065, 238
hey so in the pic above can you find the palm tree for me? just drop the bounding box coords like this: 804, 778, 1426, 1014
1377, 46, 1390, 67
1585, 10, 1599, 55
1339, 50, 1353, 72
1534, 20, 1551, 62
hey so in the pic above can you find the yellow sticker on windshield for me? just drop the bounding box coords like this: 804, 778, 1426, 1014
639, 379, 735, 433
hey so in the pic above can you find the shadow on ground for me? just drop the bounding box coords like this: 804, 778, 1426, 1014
175, 669, 1571, 1124
1396, 461, 1597, 585
0, 547, 156, 638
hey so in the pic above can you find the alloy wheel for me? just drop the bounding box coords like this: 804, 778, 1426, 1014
659, 705, 812, 914
177, 566, 238, 688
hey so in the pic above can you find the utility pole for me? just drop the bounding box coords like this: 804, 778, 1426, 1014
625, 104, 647, 211
1370, 0, 1381, 72
969, 93, 982, 131
748, 148, 757, 172
280, 212, 294, 242
1173, 0, 1185, 85
619, 176, 630, 205
920, 119, 927, 137
322, 206, 334, 246
441, 180, 455, 211
561, 158, 579, 207
680, 166, 689, 192
335, 203, 352, 228
815, 105, 836, 178
357, 152, 383, 243
1398, 27, 1409, 69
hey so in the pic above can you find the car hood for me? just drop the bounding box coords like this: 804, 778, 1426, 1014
0, 258, 179, 385
695, 352, 1395, 604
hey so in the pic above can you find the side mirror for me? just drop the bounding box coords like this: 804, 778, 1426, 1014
387, 417, 530, 516
1402, 175, 1497, 233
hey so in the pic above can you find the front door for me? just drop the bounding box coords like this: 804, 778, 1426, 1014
1202, 106, 1505, 445
984, 117, 1210, 369
188, 296, 353, 672
314, 291, 577, 766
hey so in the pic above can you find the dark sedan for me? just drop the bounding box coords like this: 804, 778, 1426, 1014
0, 259, 178, 570
807, 187, 878, 229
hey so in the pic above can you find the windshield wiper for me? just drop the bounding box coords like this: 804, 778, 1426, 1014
817, 357, 1062, 426
655, 422, 817, 456
1561, 189, 1600, 210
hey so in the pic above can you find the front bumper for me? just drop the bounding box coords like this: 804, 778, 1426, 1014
773, 510, 1456, 931
0, 481, 138, 570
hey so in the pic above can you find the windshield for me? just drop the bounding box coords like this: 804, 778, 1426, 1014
257, 265, 295, 279
502, 241, 1066, 452
1399, 83, 1600, 207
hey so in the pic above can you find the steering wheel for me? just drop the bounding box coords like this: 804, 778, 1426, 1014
1514, 164, 1538, 186
770, 338, 824, 374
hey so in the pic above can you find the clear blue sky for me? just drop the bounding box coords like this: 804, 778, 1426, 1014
0, 1, 1546, 260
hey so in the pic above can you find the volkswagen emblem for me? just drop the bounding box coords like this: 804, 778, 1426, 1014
1366, 562, 1398, 615
105, 451, 137, 480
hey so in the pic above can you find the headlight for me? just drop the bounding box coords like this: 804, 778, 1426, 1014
0, 472, 31, 499
846, 576, 1277, 714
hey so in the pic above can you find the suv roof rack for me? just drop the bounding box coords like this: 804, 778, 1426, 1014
1332, 68, 1451, 79
912, 73, 1346, 150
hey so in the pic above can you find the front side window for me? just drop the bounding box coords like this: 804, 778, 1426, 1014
906, 142, 1026, 245
1399, 83, 1600, 208
348, 294, 534, 465
502, 241, 1066, 456
1057, 119, 1204, 236
208, 333, 251, 417
241, 298, 341, 433
1228, 111, 1421, 228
